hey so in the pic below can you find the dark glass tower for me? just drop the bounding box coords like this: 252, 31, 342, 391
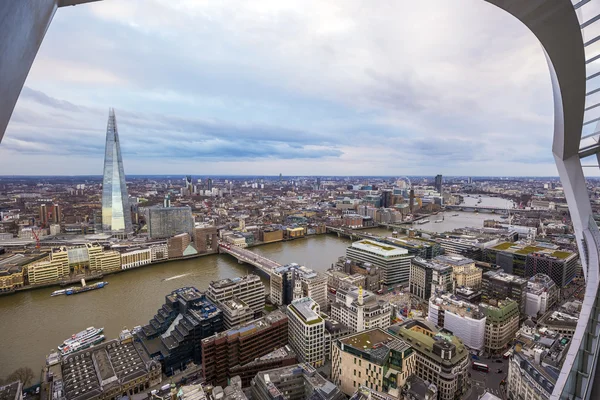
101, 108, 132, 238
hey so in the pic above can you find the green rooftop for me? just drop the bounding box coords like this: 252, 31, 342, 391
361, 240, 396, 252
492, 242, 514, 251
550, 250, 573, 260
391, 323, 467, 366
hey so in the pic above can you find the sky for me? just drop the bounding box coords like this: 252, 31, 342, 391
0, 0, 568, 176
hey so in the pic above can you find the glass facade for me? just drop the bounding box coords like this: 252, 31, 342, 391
101, 108, 132, 237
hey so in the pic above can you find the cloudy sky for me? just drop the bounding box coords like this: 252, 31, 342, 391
0, 0, 566, 176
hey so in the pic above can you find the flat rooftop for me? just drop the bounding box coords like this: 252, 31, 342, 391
289, 298, 322, 325
210, 274, 260, 289
435, 254, 474, 266
351, 240, 408, 257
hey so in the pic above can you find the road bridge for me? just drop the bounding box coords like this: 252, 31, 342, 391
218, 243, 281, 277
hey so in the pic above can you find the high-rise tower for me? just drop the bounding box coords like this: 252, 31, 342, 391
101, 108, 132, 238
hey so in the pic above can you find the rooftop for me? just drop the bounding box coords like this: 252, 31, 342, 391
289, 297, 323, 325
203, 310, 287, 343
435, 254, 474, 266
430, 293, 484, 320
351, 240, 408, 257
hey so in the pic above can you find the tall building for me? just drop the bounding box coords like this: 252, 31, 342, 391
330, 286, 391, 333
435, 254, 482, 289
251, 363, 345, 400
201, 310, 289, 387
331, 328, 415, 397
346, 240, 413, 286
409, 257, 453, 301
101, 108, 132, 238
147, 206, 194, 239
428, 292, 486, 351
390, 320, 469, 400
434, 174, 443, 194
287, 297, 325, 367
207, 274, 265, 318
482, 270, 527, 316
270, 263, 327, 310
525, 273, 559, 318
480, 299, 520, 354
525, 251, 578, 288
39, 203, 60, 227
137, 287, 223, 375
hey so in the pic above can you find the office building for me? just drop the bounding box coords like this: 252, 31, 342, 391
251, 363, 344, 400
137, 287, 223, 375
525, 251, 578, 288
401, 375, 438, 400
147, 206, 194, 239
287, 297, 325, 367
0, 265, 24, 292
486, 242, 577, 285
409, 257, 453, 301
428, 293, 486, 351
149, 242, 169, 262
537, 302, 581, 339
167, 233, 192, 258
482, 270, 527, 316
270, 263, 327, 310
101, 108, 133, 238
194, 226, 219, 253
390, 320, 469, 400
330, 286, 391, 332
47, 338, 162, 400
120, 247, 152, 269
26, 247, 69, 284
525, 274, 559, 318
228, 346, 297, 389
219, 298, 254, 329
507, 329, 570, 400
384, 236, 444, 260
435, 254, 482, 289
481, 299, 520, 354
90, 250, 121, 272
335, 257, 382, 292
346, 240, 413, 286
434, 174, 443, 194
207, 274, 265, 318
331, 328, 415, 397
201, 310, 289, 387
326, 270, 366, 291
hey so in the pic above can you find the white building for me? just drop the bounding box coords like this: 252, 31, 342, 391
149, 242, 168, 262
525, 274, 559, 318
330, 286, 390, 332
287, 297, 325, 367
428, 293, 486, 351
207, 274, 265, 317
346, 240, 413, 286
120, 248, 152, 269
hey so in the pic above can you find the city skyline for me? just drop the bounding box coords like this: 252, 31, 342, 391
0, 0, 569, 177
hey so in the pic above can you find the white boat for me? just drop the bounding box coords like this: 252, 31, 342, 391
416, 219, 430, 225
51, 289, 66, 297
435, 220, 443, 223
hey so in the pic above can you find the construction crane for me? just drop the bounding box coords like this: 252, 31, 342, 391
31, 228, 40, 249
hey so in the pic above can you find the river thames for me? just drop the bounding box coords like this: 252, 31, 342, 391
0, 196, 506, 379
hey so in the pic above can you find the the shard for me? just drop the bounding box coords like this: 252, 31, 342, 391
101, 108, 132, 238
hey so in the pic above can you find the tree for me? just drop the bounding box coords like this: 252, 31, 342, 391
6, 367, 35, 387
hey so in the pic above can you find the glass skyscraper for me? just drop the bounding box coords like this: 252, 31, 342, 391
101, 108, 132, 238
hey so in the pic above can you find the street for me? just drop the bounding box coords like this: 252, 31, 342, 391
466, 355, 509, 400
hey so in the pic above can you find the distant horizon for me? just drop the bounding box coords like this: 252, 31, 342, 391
0, 174, 566, 179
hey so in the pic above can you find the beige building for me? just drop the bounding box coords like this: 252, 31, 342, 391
481, 299, 520, 354
390, 320, 469, 400
436, 254, 482, 289
0, 266, 24, 292
332, 328, 415, 397
27, 248, 69, 285
93, 250, 122, 272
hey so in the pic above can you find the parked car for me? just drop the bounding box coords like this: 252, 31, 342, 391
495, 360, 503, 363
497, 369, 503, 373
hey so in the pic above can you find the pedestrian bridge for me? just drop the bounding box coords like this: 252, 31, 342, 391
218, 243, 281, 277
